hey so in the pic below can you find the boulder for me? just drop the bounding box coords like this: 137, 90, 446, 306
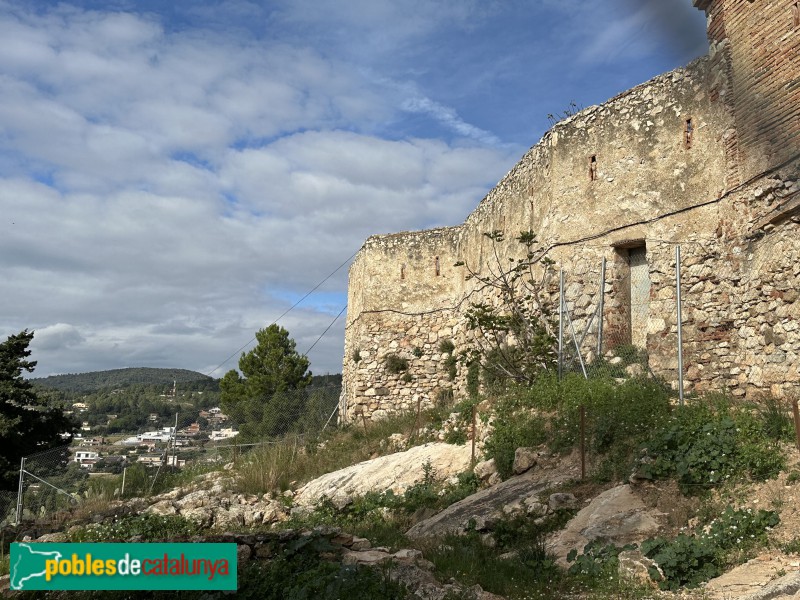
617, 549, 662, 585
705, 554, 800, 599
548, 485, 663, 567
473, 458, 498, 482
548, 492, 578, 511
512, 448, 538, 475
407, 464, 572, 539
294, 442, 472, 507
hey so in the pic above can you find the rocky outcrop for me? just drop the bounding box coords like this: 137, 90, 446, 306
293, 442, 472, 509
548, 485, 665, 567
143, 472, 290, 528
406, 462, 574, 539
704, 554, 800, 600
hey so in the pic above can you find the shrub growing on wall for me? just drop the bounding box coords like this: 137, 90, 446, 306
384, 354, 409, 374
455, 230, 556, 389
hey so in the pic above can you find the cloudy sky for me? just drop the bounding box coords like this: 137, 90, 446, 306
0, 0, 708, 378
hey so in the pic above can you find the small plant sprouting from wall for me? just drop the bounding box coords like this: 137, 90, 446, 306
438, 339, 455, 354
547, 100, 582, 126
438, 339, 457, 381
352, 348, 362, 364
384, 353, 409, 374
412, 346, 424, 358
436, 387, 454, 407
402, 373, 413, 383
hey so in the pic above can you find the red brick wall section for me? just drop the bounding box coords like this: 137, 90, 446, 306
698, 0, 800, 181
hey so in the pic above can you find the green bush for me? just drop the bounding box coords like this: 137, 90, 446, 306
483, 374, 671, 480
68, 514, 200, 543
566, 540, 634, 577
442, 397, 479, 445
438, 339, 455, 354
756, 396, 795, 442
237, 532, 409, 599
637, 398, 785, 493
642, 506, 779, 590
483, 411, 548, 478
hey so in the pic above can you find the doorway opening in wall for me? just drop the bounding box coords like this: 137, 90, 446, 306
612, 241, 651, 350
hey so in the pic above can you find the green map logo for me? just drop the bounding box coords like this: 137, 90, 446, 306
10, 542, 237, 591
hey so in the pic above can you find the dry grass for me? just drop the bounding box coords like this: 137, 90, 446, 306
235, 411, 425, 495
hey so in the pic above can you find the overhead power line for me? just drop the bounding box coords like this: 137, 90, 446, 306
205, 249, 359, 377
302, 305, 347, 356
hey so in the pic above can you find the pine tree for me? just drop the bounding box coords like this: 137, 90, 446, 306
0, 330, 77, 489
220, 325, 312, 439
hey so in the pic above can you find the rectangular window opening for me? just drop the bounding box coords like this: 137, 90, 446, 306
589, 155, 597, 181
684, 118, 694, 149
610, 240, 650, 351
434, 256, 441, 276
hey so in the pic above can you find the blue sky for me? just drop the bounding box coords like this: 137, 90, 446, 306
0, 0, 708, 377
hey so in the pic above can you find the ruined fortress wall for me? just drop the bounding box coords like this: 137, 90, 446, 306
342, 227, 466, 420
341, 1, 800, 422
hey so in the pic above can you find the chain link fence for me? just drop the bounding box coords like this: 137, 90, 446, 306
557, 254, 653, 383
11, 384, 341, 524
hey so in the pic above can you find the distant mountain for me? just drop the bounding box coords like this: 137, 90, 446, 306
32, 367, 216, 394
309, 373, 342, 389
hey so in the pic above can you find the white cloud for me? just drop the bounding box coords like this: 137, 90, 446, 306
32, 323, 85, 351
0, 0, 706, 377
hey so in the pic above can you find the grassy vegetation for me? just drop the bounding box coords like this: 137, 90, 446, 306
284, 462, 479, 549
235, 410, 429, 495
636, 394, 787, 493
67, 513, 200, 543
483, 373, 673, 480
482, 373, 788, 489
27, 368, 797, 600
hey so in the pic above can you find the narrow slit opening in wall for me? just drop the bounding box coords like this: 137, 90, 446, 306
435, 256, 440, 276
400, 264, 406, 280
589, 155, 597, 181
793, 2, 799, 27
685, 118, 693, 149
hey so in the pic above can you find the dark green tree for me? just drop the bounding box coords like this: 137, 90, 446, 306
0, 330, 77, 489
220, 325, 312, 439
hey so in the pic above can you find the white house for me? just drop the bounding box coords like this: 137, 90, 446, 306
73, 450, 99, 469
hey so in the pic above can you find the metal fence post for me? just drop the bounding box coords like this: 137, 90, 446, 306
597, 257, 606, 359
15, 457, 25, 525
558, 268, 564, 380
580, 405, 586, 480
676, 245, 685, 406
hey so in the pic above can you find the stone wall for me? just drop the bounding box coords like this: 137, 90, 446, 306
341, 1, 800, 422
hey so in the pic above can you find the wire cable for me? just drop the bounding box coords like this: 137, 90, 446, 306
205, 249, 358, 377
302, 305, 347, 357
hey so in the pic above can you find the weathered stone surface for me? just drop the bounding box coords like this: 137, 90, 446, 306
406, 465, 572, 539
617, 549, 662, 585
341, 1, 800, 420
705, 554, 800, 599
342, 549, 392, 565
548, 493, 578, 511
512, 447, 538, 475
474, 458, 498, 482
294, 442, 472, 507
548, 485, 663, 567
